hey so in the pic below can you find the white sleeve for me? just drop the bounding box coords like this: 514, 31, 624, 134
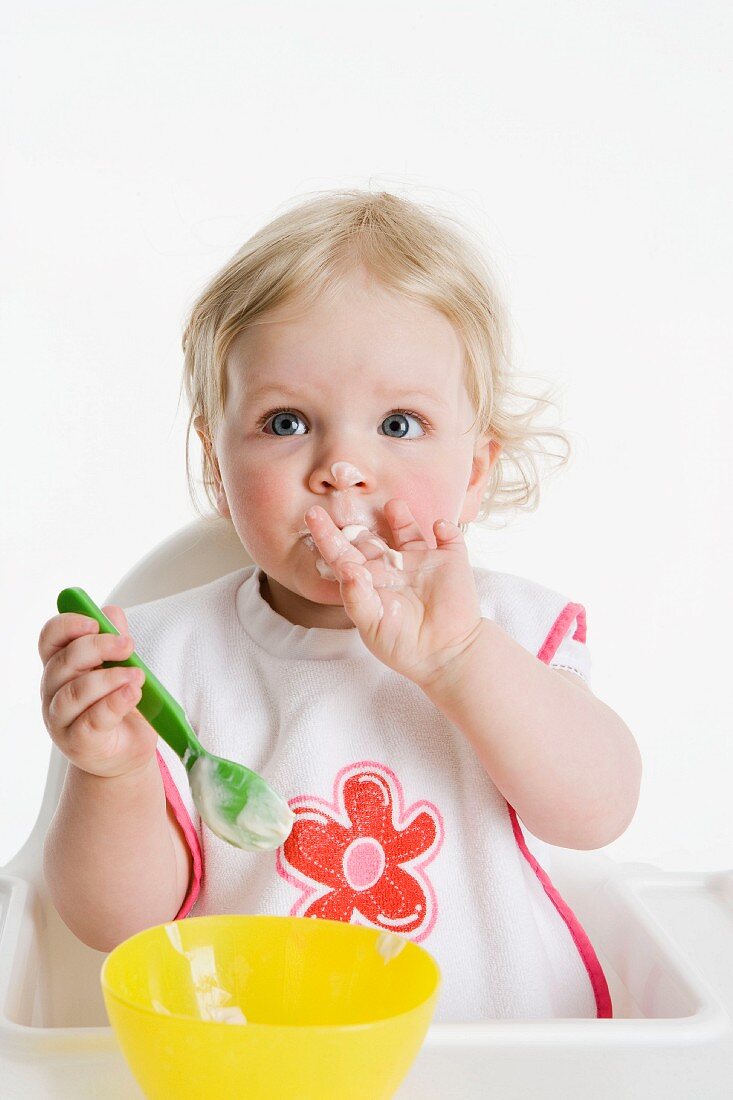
548, 627, 592, 686
472, 568, 593, 687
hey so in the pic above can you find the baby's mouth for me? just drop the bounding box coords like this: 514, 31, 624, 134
297, 521, 377, 551
297, 522, 404, 578
297, 526, 361, 582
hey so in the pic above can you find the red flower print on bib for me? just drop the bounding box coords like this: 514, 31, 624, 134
276, 761, 444, 941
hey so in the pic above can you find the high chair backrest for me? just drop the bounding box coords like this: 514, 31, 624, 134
4, 516, 253, 884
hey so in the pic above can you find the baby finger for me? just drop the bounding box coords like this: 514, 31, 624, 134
49, 665, 145, 741
41, 631, 134, 723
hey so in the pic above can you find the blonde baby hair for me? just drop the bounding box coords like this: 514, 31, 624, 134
180, 188, 571, 530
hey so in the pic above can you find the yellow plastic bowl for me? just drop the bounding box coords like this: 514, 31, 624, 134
101, 914, 440, 1100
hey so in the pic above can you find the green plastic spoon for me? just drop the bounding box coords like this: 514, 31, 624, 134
57, 587, 295, 852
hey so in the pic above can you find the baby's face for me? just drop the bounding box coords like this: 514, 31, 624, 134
204, 265, 498, 628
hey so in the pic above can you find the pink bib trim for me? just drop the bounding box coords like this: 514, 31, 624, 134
524, 599, 612, 1017
155, 749, 202, 919
538, 601, 586, 662
508, 805, 612, 1018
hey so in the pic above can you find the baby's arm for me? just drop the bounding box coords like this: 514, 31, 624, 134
297, 505, 639, 847
419, 619, 641, 850
39, 605, 191, 952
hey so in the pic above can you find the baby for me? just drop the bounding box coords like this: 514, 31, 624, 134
39, 190, 641, 1021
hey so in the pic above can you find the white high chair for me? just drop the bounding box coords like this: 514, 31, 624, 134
1, 517, 731, 1098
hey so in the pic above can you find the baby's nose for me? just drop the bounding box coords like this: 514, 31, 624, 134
330, 461, 365, 489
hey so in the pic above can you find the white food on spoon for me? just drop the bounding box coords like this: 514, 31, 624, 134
188, 755, 295, 851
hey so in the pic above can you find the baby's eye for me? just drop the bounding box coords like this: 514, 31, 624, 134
379, 411, 427, 439
262, 410, 307, 436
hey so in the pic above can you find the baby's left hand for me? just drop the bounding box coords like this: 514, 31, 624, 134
304, 500, 483, 690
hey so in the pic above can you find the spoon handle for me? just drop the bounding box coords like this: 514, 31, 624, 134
57, 587, 203, 766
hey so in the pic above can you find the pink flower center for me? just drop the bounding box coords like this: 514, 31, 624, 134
343, 837, 385, 891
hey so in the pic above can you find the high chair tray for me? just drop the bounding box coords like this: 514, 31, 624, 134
1, 854, 732, 1098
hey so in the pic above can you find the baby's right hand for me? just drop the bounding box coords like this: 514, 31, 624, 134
39, 607, 157, 779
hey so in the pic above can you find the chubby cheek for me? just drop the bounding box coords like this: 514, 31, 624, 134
220, 457, 300, 559
391, 471, 461, 542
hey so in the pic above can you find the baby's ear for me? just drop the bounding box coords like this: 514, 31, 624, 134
472, 435, 501, 480
487, 438, 502, 470
193, 416, 230, 519
460, 436, 500, 524
194, 415, 216, 461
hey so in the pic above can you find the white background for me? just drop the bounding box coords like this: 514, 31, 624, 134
1, 0, 731, 871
